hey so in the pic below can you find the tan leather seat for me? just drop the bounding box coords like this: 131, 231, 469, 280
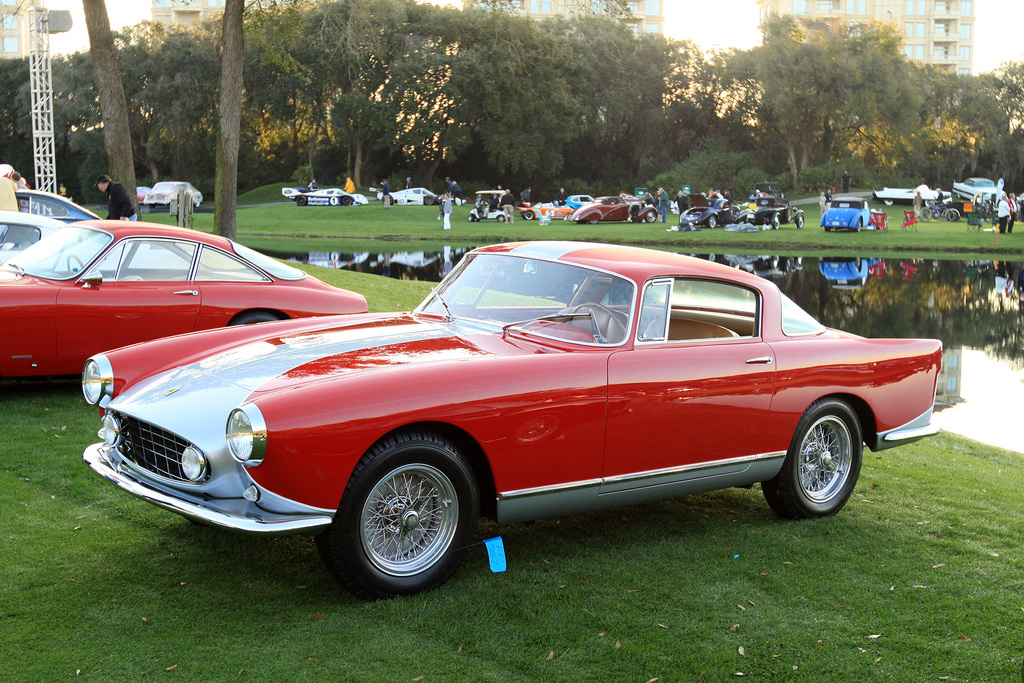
668, 318, 738, 340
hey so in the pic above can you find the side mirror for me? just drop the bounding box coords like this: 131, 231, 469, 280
81, 273, 102, 288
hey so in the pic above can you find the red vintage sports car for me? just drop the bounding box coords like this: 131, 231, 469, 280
568, 193, 659, 224
1, 221, 367, 377
82, 242, 942, 599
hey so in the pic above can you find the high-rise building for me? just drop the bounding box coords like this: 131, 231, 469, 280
463, 1, 666, 35
151, 0, 228, 28
756, 0, 975, 74
1, 0, 30, 60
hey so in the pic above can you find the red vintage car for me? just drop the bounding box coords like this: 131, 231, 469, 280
568, 193, 659, 224
0, 221, 367, 377
82, 242, 942, 599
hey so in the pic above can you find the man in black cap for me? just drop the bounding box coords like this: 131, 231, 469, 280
95, 174, 136, 221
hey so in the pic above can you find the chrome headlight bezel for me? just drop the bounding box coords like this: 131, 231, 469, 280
226, 404, 267, 466
82, 355, 114, 406
180, 446, 208, 482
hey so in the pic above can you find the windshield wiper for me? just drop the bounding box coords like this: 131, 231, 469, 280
433, 291, 453, 321
1, 262, 24, 275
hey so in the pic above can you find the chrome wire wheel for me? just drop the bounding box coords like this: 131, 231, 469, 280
797, 415, 853, 504
360, 464, 459, 577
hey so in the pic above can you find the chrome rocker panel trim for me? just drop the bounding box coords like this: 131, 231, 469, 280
83, 443, 333, 536
495, 451, 786, 524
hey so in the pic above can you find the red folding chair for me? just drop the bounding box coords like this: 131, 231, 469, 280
901, 209, 918, 231
869, 209, 888, 231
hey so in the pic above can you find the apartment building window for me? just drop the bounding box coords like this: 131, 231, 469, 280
934, 0, 949, 12
961, 0, 972, 17
960, 46, 970, 61
1, 13, 15, 29
933, 46, 949, 59
960, 23, 971, 40
851, 0, 866, 14
915, 45, 924, 59
905, 45, 913, 59
0, 0, 15, 5
905, 0, 924, 15
627, 1, 640, 14
155, 0, 171, 6
645, 22, 661, 33
2, 36, 17, 52
904, 22, 913, 37
935, 22, 950, 37
958, 68, 970, 75
647, 0, 660, 15
794, 0, 808, 15
916, 22, 925, 37
531, 0, 552, 12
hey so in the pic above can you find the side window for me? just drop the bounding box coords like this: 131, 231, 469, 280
195, 246, 267, 282
102, 239, 197, 281
639, 278, 758, 342
30, 197, 71, 219
88, 242, 126, 280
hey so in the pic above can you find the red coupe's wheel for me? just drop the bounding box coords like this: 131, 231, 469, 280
762, 399, 862, 519
316, 431, 479, 600
587, 219, 599, 224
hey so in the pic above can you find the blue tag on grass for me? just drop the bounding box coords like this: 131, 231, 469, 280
483, 537, 506, 573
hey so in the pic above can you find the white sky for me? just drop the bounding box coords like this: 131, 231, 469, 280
42, 0, 1023, 75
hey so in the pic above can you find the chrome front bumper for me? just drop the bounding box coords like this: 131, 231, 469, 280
83, 443, 333, 536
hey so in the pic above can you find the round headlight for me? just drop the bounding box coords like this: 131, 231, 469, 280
98, 413, 121, 445
180, 446, 208, 482
82, 355, 114, 405
226, 405, 267, 466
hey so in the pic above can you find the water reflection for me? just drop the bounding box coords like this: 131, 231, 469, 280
281, 248, 1023, 452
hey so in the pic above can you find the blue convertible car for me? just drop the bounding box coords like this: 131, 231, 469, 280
821, 197, 872, 232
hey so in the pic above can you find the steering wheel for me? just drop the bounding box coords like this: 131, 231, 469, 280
562, 303, 628, 343
67, 255, 84, 274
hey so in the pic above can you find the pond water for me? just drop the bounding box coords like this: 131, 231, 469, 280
278, 248, 1024, 454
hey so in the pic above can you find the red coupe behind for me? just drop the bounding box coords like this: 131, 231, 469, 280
1, 221, 367, 377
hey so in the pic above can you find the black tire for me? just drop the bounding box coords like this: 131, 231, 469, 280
497, 215, 506, 223
296, 196, 308, 206
944, 208, 960, 222
341, 196, 354, 206
522, 210, 536, 220
587, 218, 600, 224
824, 226, 831, 232
762, 399, 862, 519
316, 431, 479, 600
794, 212, 805, 229
707, 215, 717, 229
883, 199, 894, 206
467, 213, 478, 222
771, 214, 781, 230
856, 218, 862, 232
643, 210, 657, 223
229, 311, 283, 326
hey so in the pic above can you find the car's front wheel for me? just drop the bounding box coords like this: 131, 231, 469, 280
342, 196, 354, 206
762, 399, 862, 519
522, 210, 536, 220
643, 211, 657, 223
296, 196, 308, 206
794, 212, 805, 229
707, 215, 717, 229
317, 431, 479, 600
944, 208, 960, 222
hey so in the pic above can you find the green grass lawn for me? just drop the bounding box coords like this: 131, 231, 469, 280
1, 267, 1022, 680
169, 189, 1024, 259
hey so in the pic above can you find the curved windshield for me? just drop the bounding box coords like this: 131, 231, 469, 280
3, 226, 112, 280
418, 252, 634, 345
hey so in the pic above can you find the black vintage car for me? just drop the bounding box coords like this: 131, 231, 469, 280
674, 193, 751, 230
750, 182, 805, 229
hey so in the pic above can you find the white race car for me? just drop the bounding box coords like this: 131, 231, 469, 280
371, 187, 442, 205
282, 187, 369, 207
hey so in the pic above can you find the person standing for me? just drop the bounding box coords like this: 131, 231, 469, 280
405, 176, 412, 190
997, 193, 1011, 234
95, 174, 136, 220
500, 189, 515, 223
344, 177, 355, 193
657, 187, 669, 223
441, 192, 452, 230
555, 187, 567, 206
520, 186, 531, 205
841, 170, 851, 193
913, 190, 923, 221
0, 164, 18, 211
1008, 193, 1017, 234
675, 190, 689, 215
381, 178, 391, 208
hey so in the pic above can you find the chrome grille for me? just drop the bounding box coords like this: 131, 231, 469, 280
115, 412, 192, 483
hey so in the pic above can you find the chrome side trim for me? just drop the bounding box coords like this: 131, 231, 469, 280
495, 451, 787, 524
883, 425, 941, 443
83, 443, 333, 536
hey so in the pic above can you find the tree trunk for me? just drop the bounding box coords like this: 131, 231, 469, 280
214, 0, 244, 240
83, 0, 137, 216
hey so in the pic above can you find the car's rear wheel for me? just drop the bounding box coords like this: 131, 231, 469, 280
497, 215, 506, 222
643, 211, 657, 223
944, 208, 960, 222
762, 399, 862, 519
883, 199, 894, 206
707, 215, 717, 229
296, 196, 308, 206
856, 218, 863, 232
316, 431, 479, 600
522, 210, 536, 220
771, 214, 781, 229
794, 213, 805, 229
342, 196, 354, 206
468, 213, 478, 222
229, 311, 283, 326
587, 218, 600, 224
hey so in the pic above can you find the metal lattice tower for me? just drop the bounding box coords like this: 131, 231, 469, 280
28, 7, 57, 194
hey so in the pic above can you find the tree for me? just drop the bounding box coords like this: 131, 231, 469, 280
215, 0, 244, 239
82, 0, 137, 213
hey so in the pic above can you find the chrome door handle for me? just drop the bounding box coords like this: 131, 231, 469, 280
173, 290, 198, 296
745, 356, 773, 364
